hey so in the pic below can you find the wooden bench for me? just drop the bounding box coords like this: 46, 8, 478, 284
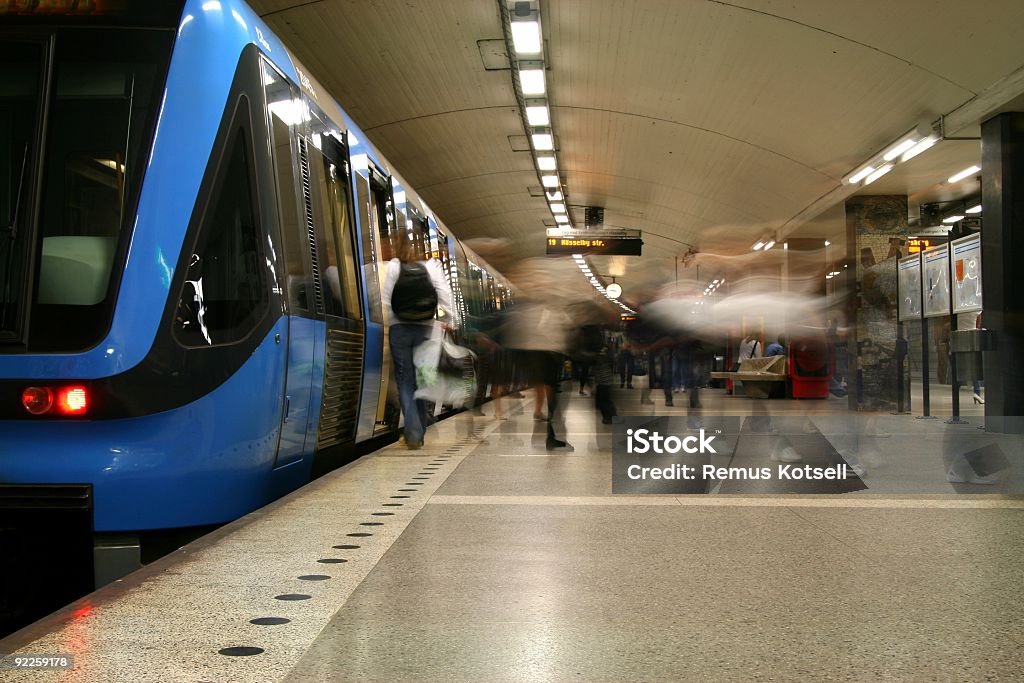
711, 355, 787, 399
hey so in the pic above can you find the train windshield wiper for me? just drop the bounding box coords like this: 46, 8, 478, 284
1, 142, 29, 330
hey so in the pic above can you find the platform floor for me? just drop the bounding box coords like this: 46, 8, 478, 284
2, 386, 1023, 682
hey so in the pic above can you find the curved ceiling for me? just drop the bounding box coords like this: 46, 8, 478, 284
249, 0, 1024, 298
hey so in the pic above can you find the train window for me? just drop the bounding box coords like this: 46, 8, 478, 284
0, 29, 173, 351
173, 118, 266, 347
309, 131, 361, 320
354, 173, 383, 324
264, 64, 311, 314
0, 40, 44, 344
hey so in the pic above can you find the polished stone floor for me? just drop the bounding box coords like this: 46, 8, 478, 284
2, 387, 1022, 682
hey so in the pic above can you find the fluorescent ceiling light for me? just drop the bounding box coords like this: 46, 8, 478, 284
550, 203, 566, 213
824, 240, 831, 246
532, 132, 553, 150
966, 204, 982, 214
864, 164, 894, 184
763, 240, 775, 251
942, 215, 965, 224
536, 155, 556, 171
752, 240, 765, 251
883, 137, 918, 161
546, 190, 562, 201
555, 215, 569, 223
525, 105, 549, 126
948, 165, 981, 183
848, 166, 875, 184
901, 136, 937, 162
573, 254, 584, 260
541, 174, 560, 188
518, 68, 546, 95
511, 20, 542, 54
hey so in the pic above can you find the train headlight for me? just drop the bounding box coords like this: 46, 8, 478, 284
21, 387, 54, 415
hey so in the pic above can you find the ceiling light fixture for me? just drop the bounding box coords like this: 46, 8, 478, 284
518, 68, 545, 95
510, 20, 541, 54
948, 165, 981, 183
531, 132, 553, 150
900, 136, 937, 162
504, 1, 572, 232
864, 164, 894, 184
525, 103, 549, 126
847, 166, 876, 184
883, 137, 919, 161
942, 215, 965, 224
966, 204, 982, 214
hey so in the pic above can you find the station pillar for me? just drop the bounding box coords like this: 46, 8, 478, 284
844, 195, 909, 411
980, 112, 1024, 429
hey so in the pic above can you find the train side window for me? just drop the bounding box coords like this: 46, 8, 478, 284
173, 114, 266, 347
309, 133, 361, 320
264, 65, 310, 314
354, 172, 382, 324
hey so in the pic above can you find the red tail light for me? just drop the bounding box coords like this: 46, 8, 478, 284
22, 387, 54, 415
56, 386, 89, 415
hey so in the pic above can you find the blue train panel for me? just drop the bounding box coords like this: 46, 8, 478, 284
0, 321, 289, 531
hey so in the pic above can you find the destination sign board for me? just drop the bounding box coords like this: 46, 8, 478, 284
546, 236, 643, 256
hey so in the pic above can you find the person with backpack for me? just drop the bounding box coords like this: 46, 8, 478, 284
382, 236, 453, 449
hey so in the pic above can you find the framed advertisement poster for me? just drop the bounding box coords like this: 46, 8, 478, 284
897, 254, 922, 321
951, 234, 983, 314
922, 245, 951, 318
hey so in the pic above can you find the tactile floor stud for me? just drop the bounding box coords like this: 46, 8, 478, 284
405, 482, 424, 486
219, 646, 264, 656
390, 495, 410, 499
360, 522, 384, 526
372, 512, 395, 516
317, 558, 348, 564
250, 617, 291, 625
332, 544, 360, 549
298, 575, 331, 581
274, 594, 311, 601
347, 532, 373, 537
382, 503, 403, 507
399, 488, 417, 491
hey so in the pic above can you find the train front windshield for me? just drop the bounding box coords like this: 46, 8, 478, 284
0, 20, 175, 352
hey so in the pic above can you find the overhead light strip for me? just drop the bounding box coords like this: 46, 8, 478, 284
845, 122, 944, 187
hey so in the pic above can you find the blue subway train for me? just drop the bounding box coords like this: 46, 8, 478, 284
0, 0, 511, 583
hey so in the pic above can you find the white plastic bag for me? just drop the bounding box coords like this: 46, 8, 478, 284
414, 325, 477, 408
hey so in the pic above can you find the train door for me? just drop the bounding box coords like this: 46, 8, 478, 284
351, 158, 399, 438
368, 166, 399, 434
305, 108, 366, 454
264, 62, 319, 469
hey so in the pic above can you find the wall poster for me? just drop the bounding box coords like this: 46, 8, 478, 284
951, 234, 983, 314
897, 254, 922, 321
922, 245, 951, 318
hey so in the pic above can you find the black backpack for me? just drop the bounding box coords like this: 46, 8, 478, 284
391, 261, 438, 321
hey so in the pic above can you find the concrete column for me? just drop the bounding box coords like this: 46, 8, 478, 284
981, 113, 1024, 429
844, 195, 909, 411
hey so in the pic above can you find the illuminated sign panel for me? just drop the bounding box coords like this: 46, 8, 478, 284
546, 236, 642, 256
907, 238, 934, 254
